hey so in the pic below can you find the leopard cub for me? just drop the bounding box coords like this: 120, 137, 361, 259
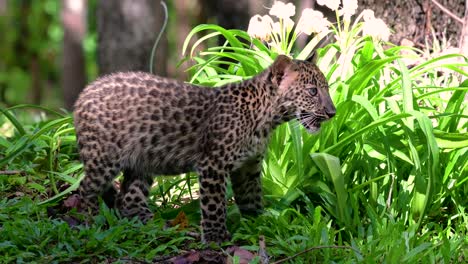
74, 55, 336, 243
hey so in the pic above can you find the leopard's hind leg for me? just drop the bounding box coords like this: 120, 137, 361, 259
116, 168, 154, 223
230, 156, 264, 216
78, 154, 120, 215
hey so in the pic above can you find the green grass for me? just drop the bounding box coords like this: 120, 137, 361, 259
0, 198, 194, 263
0, 192, 466, 263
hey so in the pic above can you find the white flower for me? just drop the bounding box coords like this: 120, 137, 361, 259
339, 0, 358, 20
362, 9, 375, 22
362, 18, 391, 41
296, 8, 331, 35
269, 1, 296, 20
360, 9, 390, 41
247, 15, 273, 41
272, 18, 294, 35
317, 0, 340, 11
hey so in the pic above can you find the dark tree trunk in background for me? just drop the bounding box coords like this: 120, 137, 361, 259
200, 0, 250, 30
16, 2, 43, 105
97, 0, 168, 76
357, 0, 465, 47
215, 0, 250, 32
460, 0, 468, 101
200, 0, 250, 41
459, 1, 468, 55
248, 0, 271, 15
172, 0, 255, 79
31, 56, 42, 105
173, 0, 195, 80
0, 0, 6, 103
0, 0, 6, 15
197, 0, 250, 71
62, 0, 86, 111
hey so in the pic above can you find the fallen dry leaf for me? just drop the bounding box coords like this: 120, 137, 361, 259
168, 210, 189, 230
169, 249, 225, 264
64, 193, 81, 209
171, 250, 200, 264
226, 246, 256, 264
62, 215, 81, 227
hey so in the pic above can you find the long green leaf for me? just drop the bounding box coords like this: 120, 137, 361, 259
0, 106, 26, 136
0, 117, 73, 167
325, 113, 412, 154
311, 153, 350, 227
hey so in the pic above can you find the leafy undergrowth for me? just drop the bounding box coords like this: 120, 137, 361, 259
0, 197, 195, 263
0, 192, 467, 263
0, 109, 466, 262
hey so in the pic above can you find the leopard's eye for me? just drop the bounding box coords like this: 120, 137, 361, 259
308, 87, 317, 96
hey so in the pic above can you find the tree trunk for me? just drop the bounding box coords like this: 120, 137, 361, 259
357, 0, 464, 46
200, 0, 250, 34
173, 0, 195, 80
62, 0, 86, 111
0, 0, 6, 104
460, 0, 468, 101
97, 0, 168, 76
196, 0, 250, 71
0, 0, 6, 15
459, 1, 468, 56
30, 56, 42, 105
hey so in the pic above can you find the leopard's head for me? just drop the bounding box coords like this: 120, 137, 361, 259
269, 55, 336, 133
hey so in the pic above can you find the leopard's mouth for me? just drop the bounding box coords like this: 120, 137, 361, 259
297, 111, 328, 134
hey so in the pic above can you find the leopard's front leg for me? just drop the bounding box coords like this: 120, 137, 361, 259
197, 159, 231, 244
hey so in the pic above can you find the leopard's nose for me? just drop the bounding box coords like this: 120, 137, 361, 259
320, 90, 336, 118
325, 106, 336, 118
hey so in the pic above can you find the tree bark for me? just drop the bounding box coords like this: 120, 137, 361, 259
173, 0, 194, 80
460, 0, 468, 101
62, 0, 87, 111
357, 0, 464, 46
0, 0, 6, 15
459, 1, 468, 56
0, 0, 6, 104
31, 56, 42, 105
200, 0, 250, 32
97, 0, 168, 76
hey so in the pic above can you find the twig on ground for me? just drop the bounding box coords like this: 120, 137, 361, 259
153, 254, 177, 264
271, 245, 361, 264
258, 235, 269, 264
185, 231, 201, 239
114, 257, 150, 264
430, 0, 464, 24
0, 170, 26, 175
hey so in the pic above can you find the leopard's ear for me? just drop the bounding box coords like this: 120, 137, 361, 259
270, 55, 298, 90
272, 55, 292, 75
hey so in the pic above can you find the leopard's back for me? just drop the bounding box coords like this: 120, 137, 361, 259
74, 72, 215, 175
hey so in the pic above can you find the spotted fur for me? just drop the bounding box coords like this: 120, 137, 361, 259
74, 55, 336, 243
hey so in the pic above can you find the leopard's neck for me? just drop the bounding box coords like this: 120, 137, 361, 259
212, 72, 291, 134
